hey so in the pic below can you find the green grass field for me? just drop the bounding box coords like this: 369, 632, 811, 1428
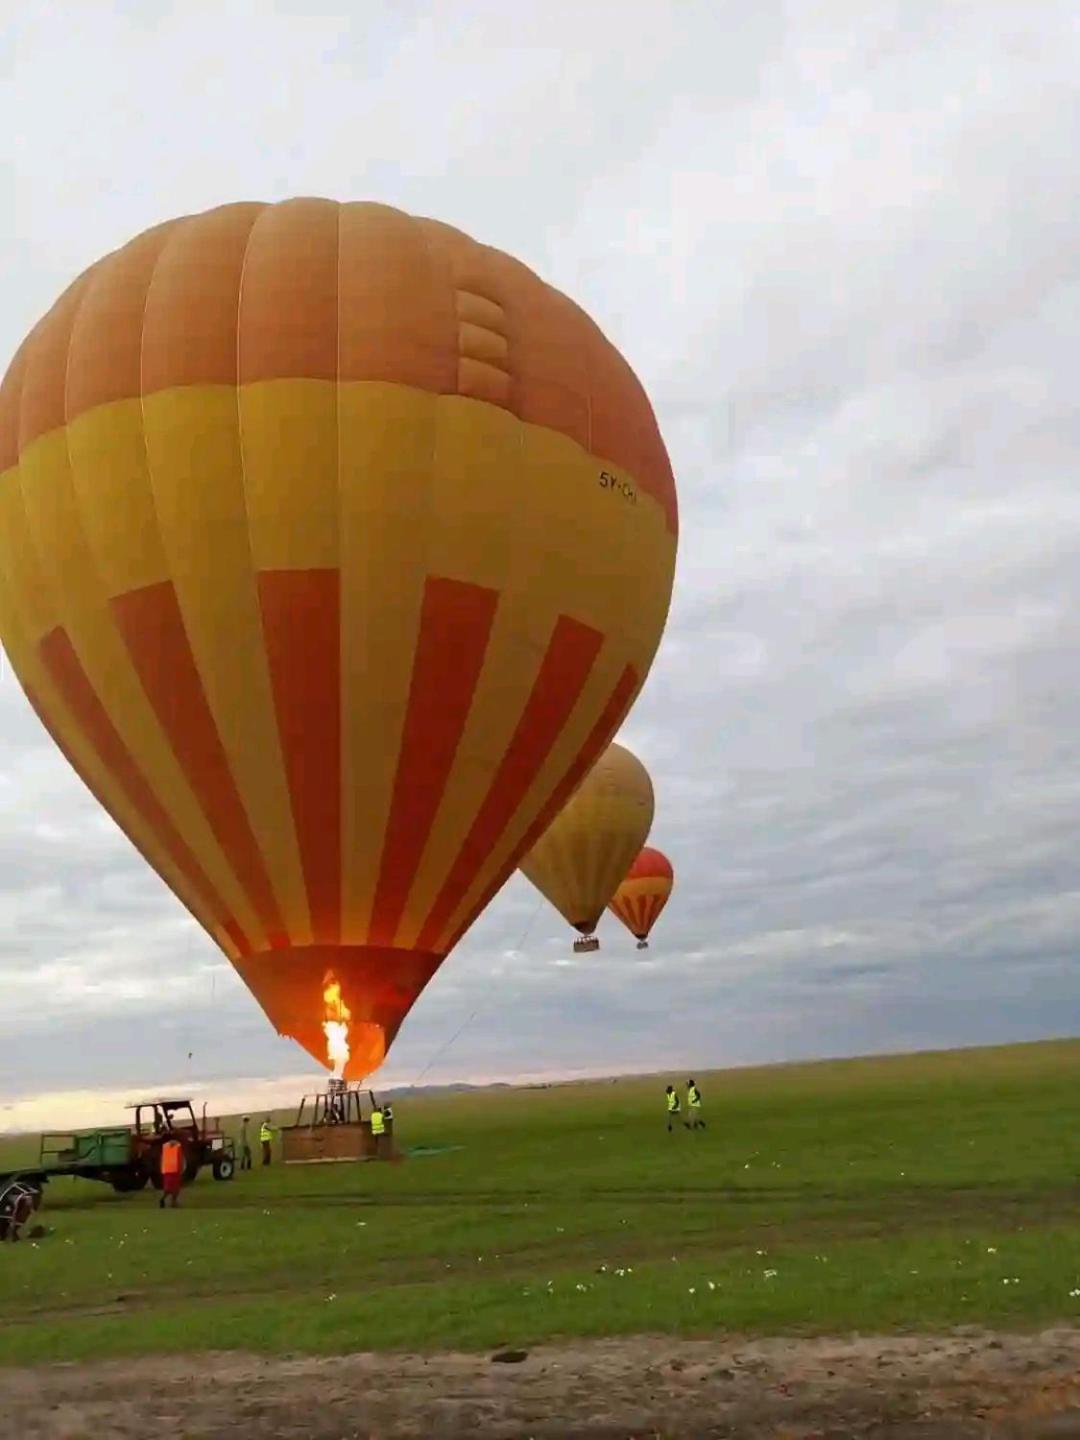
1, 1039, 1079, 1365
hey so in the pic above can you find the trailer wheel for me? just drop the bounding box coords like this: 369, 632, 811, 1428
111, 1170, 148, 1194
212, 1155, 235, 1181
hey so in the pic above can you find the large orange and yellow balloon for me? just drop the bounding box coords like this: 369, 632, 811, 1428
608, 847, 674, 949
520, 742, 654, 950
0, 200, 677, 1078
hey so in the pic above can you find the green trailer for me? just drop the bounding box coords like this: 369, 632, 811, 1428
35, 1127, 147, 1192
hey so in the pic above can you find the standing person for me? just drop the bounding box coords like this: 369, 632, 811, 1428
686, 1079, 705, 1130
369, 1101, 386, 1157
159, 1138, 183, 1209
259, 1117, 274, 1166
665, 1084, 681, 1133
240, 1116, 253, 1171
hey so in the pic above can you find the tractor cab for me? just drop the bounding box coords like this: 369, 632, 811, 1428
125, 1098, 236, 1184
128, 1098, 200, 1139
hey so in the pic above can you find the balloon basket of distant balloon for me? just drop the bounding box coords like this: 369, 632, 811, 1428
572, 936, 601, 955
280, 1081, 400, 1166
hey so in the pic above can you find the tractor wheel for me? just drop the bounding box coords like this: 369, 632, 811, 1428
212, 1155, 236, 1182
182, 1151, 201, 1185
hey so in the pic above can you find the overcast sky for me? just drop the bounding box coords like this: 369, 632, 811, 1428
2, 1, 1079, 1127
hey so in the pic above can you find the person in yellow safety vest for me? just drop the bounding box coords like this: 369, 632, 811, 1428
259, 1117, 274, 1166
665, 1084, 681, 1133
686, 1079, 706, 1131
370, 1102, 386, 1156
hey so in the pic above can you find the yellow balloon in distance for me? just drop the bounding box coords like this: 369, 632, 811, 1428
0, 199, 677, 1076
519, 742, 655, 950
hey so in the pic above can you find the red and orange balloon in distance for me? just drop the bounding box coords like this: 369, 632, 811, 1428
0, 199, 678, 1080
608, 847, 674, 949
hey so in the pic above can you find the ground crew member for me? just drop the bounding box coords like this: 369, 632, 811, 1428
687, 1079, 705, 1130
159, 1138, 183, 1209
665, 1084, 681, 1133
370, 1101, 386, 1157
259, 1117, 274, 1166
240, 1116, 252, 1171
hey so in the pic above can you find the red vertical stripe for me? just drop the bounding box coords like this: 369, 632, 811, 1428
626, 895, 644, 936
638, 896, 653, 936
37, 628, 250, 954
111, 580, 288, 949
416, 614, 603, 951
632, 896, 650, 937
446, 662, 639, 951
258, 569, 341, 945
368, 576, 498, 946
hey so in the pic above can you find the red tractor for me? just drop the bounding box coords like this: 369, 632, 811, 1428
127, 1098, 236, 1190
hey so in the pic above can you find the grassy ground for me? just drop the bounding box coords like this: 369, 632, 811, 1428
1, 1039, 1078, 1364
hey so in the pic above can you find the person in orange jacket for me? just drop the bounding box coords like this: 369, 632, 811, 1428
159, 1138, 184, 1209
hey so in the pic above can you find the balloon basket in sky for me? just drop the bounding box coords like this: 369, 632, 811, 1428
0, 197, 678, 1082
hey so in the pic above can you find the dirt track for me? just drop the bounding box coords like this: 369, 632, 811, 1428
2, 1329, 1079, 1438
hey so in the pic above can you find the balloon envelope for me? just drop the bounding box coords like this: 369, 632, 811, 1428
608, 846, 674, 945
0, 199, 677, 1076
520, 742, 654, 941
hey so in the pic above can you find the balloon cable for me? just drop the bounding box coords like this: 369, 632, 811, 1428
407, 891, 545, 1090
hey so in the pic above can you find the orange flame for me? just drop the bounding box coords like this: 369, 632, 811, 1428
322, 975, 351, 1078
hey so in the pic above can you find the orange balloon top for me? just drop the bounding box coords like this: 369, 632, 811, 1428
0, 200, 676, 536
623, 846, 674, 882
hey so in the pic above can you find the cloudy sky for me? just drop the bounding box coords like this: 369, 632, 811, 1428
2, 1, 1079, 1126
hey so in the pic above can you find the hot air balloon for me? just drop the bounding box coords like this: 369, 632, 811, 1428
608, 847, 674, 949
0, 200, 677, 1079
520, 741, 654, 952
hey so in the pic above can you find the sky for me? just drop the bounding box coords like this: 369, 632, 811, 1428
2, 1, 1079, 1127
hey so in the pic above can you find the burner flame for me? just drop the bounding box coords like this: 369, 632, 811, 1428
322, 975, 351, 1078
